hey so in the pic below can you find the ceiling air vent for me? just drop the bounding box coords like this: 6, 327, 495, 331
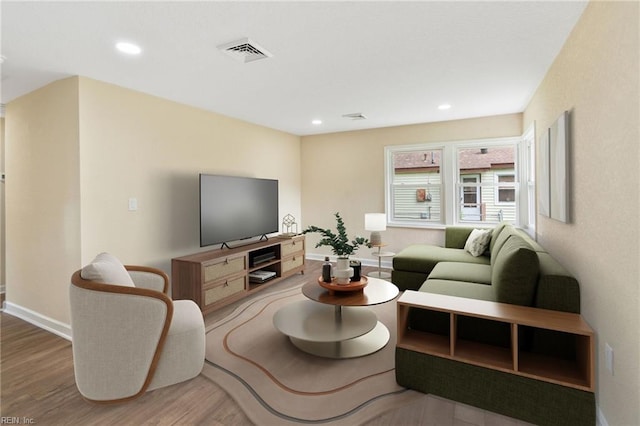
218, 38, 272, 63
342, 113, 367, 120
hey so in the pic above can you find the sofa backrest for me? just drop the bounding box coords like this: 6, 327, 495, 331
437, 223, 580, 313
488, 222, 509, 254
445, 226, 476, 249
489, 223, 514, 266
495, 225, 581, 313
491, 234, 540, 306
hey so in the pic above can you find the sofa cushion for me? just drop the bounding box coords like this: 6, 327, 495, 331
393, 245, 490, 275
490, 224, 515, 266
464, 229, 492, 257
428, 262, 492, 285
488, 222, 509, 255
81, 252, 135, 287
420, 279, 495, 302
491, 236, 539, 306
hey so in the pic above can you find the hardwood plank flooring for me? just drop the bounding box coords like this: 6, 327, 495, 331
1, 260, 527, 425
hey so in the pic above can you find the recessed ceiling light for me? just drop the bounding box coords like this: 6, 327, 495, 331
438, 104, 452, 110
116, 42, 142, 55
312, 119, 322, 125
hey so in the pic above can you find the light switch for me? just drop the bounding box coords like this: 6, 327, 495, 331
128, 197, 138, 211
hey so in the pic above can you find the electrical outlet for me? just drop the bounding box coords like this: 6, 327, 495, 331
605, 343, 614, 374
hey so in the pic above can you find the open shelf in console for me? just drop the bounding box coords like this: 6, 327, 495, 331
397, 291, 594, 392
249, 245, 281, 269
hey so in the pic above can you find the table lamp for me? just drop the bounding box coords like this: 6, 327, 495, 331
365, 213, 386, 246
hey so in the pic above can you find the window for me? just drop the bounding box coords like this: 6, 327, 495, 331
497, 173, 516, 203
521, 123, 536, 236
386, 136, 531, 228
387, 149, 443, 222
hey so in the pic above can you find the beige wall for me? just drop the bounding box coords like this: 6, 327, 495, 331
300, 114, 522, 260
523, 2, 639, 425
5, 78, 82, 323
4, 76, 301, 325
77, 77, 301, 269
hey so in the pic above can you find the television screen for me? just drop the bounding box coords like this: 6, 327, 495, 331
199, 174, 279, 248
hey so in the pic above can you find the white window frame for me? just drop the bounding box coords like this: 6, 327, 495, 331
386, 135, 532, 229
521, 123, 536, 237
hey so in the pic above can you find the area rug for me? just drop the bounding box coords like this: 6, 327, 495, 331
201, 283, 423, 425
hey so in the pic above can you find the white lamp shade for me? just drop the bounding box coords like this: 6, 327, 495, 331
365, 213, 387, 231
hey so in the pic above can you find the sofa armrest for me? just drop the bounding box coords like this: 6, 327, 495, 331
534, 252, 581, 313
535, 275, 581, 313
445, 227, 475, 249
126, 266, 169, 294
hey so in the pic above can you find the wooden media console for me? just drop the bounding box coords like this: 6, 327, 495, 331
171, 235, 305, 314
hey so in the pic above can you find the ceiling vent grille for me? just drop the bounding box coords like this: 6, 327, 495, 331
218, 38, 272, 63
342, 113, 367, 120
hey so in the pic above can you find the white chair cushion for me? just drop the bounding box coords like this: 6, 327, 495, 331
81, 252, 135, 287
148, 300, 205, 391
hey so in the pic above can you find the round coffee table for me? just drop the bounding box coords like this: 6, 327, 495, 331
273, 276, 399, 358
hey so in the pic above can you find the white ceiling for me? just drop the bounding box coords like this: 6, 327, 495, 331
1, 1, 588, 136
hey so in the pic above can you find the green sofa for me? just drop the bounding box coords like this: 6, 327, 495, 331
392, 223, 595, 426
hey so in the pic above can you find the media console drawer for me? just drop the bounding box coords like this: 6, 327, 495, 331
204, 255, 246, 282
281, 239, 304, 257
282, 254, 304, 274
203, 276, 245, 306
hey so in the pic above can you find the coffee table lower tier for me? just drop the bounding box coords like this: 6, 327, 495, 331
273, 299, 390, 359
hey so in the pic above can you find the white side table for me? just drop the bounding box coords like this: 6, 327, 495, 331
368, 245, 395, 279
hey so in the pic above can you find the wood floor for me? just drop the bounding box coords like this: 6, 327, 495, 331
0, 260, 528, 425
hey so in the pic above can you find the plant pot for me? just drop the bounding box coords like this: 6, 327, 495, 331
334, 257, 353, 285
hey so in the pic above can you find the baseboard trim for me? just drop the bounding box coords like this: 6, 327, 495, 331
305, 253, 393, 269
3, 301, 72, 341
596, 405, 609, 426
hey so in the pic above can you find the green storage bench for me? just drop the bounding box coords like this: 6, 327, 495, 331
392, 223, 595, 426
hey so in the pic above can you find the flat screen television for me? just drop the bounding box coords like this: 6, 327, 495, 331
199, 174, 279, 248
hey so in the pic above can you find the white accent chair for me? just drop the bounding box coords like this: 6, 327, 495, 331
70, 253, 205, 403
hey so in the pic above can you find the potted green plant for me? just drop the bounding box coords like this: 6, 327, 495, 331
303, 212, 370, 283
303, 212, 370, 257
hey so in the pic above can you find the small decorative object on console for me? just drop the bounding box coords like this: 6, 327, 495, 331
281, 214, 298, 237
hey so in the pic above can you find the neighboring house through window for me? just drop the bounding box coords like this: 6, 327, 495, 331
385, 135, 534, 229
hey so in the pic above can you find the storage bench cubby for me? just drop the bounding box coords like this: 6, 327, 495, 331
397, 290, 594, 391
